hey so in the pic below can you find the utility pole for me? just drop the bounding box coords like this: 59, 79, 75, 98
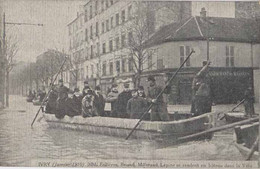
2, 12, 43, 107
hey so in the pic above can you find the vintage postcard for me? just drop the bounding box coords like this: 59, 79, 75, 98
0, 0, 259, 168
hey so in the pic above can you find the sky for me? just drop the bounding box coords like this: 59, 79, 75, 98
3, 0, 85, 62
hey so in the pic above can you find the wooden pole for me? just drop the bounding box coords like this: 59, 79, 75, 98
125, 50, 195, 140
178, 117, 259, 141
231, 99, 245, 112
31, 57, 67, 127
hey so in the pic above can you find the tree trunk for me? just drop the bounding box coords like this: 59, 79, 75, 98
5, 71, 9, 107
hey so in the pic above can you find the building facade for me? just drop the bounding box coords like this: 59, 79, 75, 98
0, 0, 4, 108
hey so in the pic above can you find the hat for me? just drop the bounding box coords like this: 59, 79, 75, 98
124, 83, 130, 88
95, 86, 101, 90
84, 80, 89, 84
138, 86, 144, 90
58, 79, 63, 83
147, 75, 155, 82
111, 84, 118, 88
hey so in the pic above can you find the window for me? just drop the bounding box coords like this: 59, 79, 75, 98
85, 29, 88, 41
121, 10, 125, 23
122, 59, 126, 73
116, 60, 120, 73
102, 22, 105, 33
106, 0, 109, 8
121, 34, 126, 48
128, 5, 132, 19
226, 46, 234, 67
110, 16, 114, 28
85, 47, 88, 60
109, 40, 113, 52
115, 37, 120, 50
109, 62, 113, 75
90, 25, 93, 39
91, 65, 94, 77
128, 58, 134, 72
96, 63, 99, 76
90, 45, 93, 59
110, 0, 113, 5
180, 46, 191, 66
102, 42, 106, 54
95, 1, 98, 15
148, 54, 153, 70
116, 13, 119, 25
128, 31, 133, 45
96, 42, 100, 56
84, 9, 88, 22
96, 22, 99, 36
106, 19, 109, 32
90, 5, 92, 19
101, 0, 104, 11
102, 62, 106, 76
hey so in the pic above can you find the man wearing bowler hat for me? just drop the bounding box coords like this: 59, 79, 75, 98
56, 79, 70, 118
147, 75, 171, 121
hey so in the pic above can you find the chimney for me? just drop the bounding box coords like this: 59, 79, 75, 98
200, 7, 207, 17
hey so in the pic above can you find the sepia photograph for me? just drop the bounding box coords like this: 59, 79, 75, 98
0, 0, 259, 168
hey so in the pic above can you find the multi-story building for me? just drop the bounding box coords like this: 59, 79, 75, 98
0, 0, 4, 108
67, 1, 260, 104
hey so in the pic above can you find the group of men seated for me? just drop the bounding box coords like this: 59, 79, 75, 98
45, 75, 171, 121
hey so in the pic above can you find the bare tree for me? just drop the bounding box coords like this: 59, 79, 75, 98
2, 34, 19, 107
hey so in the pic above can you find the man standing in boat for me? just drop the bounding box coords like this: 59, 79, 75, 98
117, 83, 132, 118
56, 79, 70, 119
244, 87, 255, 117
191, 61, 212, 116
147, 75, 171, 121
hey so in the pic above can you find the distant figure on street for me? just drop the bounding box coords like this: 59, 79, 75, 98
106, 84, 119, 117
93, 86, 105, 116
56, 79, 70, 119
138, 86, 146, 98
147, 75, 171, 121
82, 89, 98, 117
191, 61, 211, 116
244, 87, 255, 117
127, 89, 147, 119
116, 83, 132, 118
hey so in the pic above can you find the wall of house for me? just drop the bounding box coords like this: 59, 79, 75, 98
253, 44, 260, 102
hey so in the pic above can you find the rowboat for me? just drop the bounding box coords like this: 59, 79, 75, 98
43, 111, 216, 143
224, 111, 258, 123
234, 121, 259, 160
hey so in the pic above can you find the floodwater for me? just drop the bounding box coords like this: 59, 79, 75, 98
0, 95, 248, 166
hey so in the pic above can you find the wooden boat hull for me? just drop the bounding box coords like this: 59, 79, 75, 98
234, 122, 259, 160
43, 112, 216, 142
224, 112, 258, 123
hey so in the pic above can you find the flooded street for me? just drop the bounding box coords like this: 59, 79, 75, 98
0, 95, 246, 166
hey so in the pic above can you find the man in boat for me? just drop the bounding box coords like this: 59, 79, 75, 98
82, 80, 92, 98
116, 83, 132, 118
106, 84, 119, 117
45, 84, 58, 114
127, 89, 147, 119
56, 79, 70, 119
138, 86, 146, 98
66, 87, 83, 117
93, 86, 106, 116
82, 89, 98, 117
147, 75, 171, 121
244, 87, 255, 117
191, 61, 212, 116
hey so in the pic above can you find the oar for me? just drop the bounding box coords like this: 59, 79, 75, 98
31, 57, 67, 127
219, 99, 246, 120
178, 117, 259, 141
125, 50, 195, 140
246, 136, 259, 161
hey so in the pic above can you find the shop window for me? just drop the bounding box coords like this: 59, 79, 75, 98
180, 46, 191, 66
116, 60, 120, 73
121, 10, 125, 23
116, 13, 119, 25
226, 46, 235, 67
109, 40, 113, 52
109, 62, 113, 75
